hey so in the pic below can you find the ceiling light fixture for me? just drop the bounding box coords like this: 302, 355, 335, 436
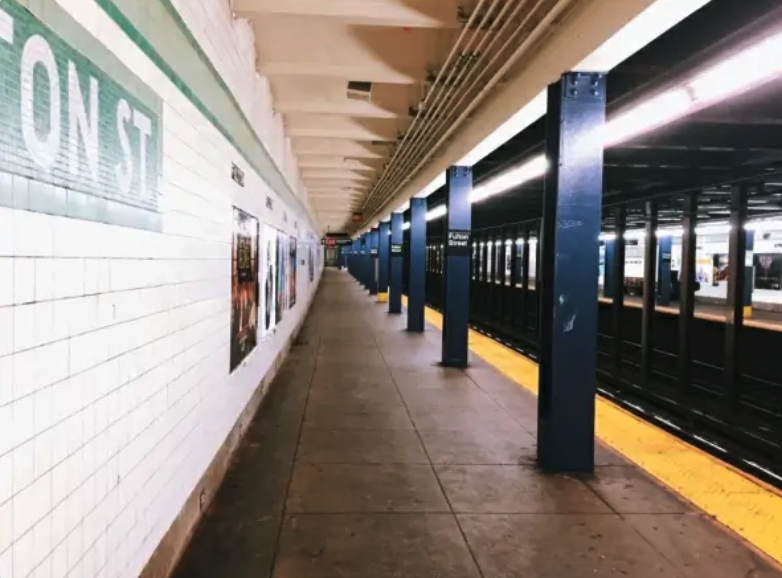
408, 26, 782, 227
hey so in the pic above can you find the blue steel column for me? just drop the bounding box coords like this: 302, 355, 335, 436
361, 234, 369, 289
352, 240, 359, 280
679, 194, 697, 398
657, 235, 673, 306
369, 228, 379, 295
349, 241, 355, 278
725, 185, 748, 415
537, 72, 606, 473
389, 213, 404, 314
441, 167, 472, 367
357, 236, 363, 284
603, 240, 615, 298
407, 198, 426, 332
378, 221, 390, 302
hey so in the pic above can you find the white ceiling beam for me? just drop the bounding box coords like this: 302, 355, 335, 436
234, 0, 455, 28
291, 139, 390, 158
302, 170, 374, 180
308, 190, 369, 197
261, 62, 419, 84
276, 100, 402, 119
288, 126, 395, 141
253, 20, 433, 83
298, 156, 383, 169
303, 177, 373, 185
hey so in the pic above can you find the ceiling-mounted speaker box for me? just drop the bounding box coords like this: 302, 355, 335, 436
347, 80, 372, 102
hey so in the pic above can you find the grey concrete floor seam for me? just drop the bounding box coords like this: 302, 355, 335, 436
356, 277, 689, 577
370, 321, 487, 578
266, 292, 325, 578
169, 273, 782, 578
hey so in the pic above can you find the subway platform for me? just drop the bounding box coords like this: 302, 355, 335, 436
172, 269, 781, 578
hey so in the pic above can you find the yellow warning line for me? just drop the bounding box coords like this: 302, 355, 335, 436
401, 296, 782, 565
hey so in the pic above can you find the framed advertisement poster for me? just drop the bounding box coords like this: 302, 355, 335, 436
309, 244, 315, 282
755, 253, 782, 290
264, 224, 278, 334
289, 236, 298, 308
230, 207, 259, 372
276, 231, 286, 324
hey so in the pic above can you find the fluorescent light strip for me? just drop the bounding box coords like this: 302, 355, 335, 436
373, 0, 709, 231
458, 92, 547, 166
452, 0, 710, 169
577, 0, 712, 72
401, 26, 782, 229
598, 218, 782, 241
401, 206, 447, 231
402, 217, 782, 244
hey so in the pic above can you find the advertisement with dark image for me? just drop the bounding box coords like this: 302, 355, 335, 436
264, 225, 277, 334
289, 236, 297, 308
754, 253, 782, 290
309, 244, 315, 282
276, 232, 286, 323
712, 253, 729, 285
230, 207, 259, 372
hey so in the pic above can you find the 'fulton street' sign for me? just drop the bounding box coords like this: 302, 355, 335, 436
0, 0, 162, 230
447, 230, 470, 257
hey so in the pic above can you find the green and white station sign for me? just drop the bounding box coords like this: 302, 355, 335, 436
0, 0, 162, 230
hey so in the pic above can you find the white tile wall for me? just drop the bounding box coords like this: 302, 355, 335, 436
0, 1, 323, 577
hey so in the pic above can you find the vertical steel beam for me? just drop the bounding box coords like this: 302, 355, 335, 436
361, 234, 370, 289
481, 234, 489, 318
679, 193, 697, 397
356, 239, 361, 280
470, 238, 479, 313
407, 198, 427, 332
441, 167, 472, 367
535, 221, 543, 334
744, 230, 755, 319
537, 72, 606, 473
725, 186, 748, 416
657, 235, 673, 306
369, 228, 379, 295
378, 221, 390, 302
489, 236, 496, 320
520, 225, 530, 333
641, 200, 658, 384
498, 230, 508, 328
509, 226, 520, 330
349, 240, 355, 278
389, 213, 404, 314
603, 239, 615, 298
611, 206, 626, 368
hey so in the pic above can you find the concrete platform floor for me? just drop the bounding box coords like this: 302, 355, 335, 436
172, 269, 781, 578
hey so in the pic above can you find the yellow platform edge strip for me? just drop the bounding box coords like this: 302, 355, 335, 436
597, 297, 777, 332
400, 295, 782, 565
376, 292, 389, 303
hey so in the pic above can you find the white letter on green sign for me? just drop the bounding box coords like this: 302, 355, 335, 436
21, 34, 60, 170
68, 61, 99, 181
